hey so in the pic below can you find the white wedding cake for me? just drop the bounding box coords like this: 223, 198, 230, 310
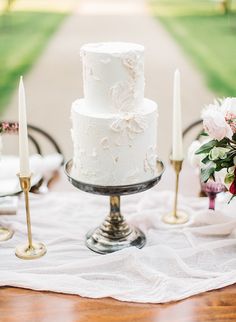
71, 42, 158, 186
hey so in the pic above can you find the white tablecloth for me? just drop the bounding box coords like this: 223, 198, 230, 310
1, 188, 236, 303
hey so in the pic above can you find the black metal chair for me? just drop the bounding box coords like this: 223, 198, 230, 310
0, 121, 64, 161
183, 119, 207, 197
0, 121, 64, 193
183, 119, 203, 141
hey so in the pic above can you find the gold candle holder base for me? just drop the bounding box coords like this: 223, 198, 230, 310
16, 174, 46, 260
0, 226, 14, 242
162, 211, 189, 225
15, 242, 46, 260
162, 159, 189, 225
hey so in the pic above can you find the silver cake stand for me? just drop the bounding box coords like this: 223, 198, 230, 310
65, 159, 164, 254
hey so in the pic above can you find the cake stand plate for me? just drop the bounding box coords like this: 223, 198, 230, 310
65, 159, 165, 254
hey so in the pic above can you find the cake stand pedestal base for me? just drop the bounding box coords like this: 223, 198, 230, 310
65, 159, 164, 254
86, 196, 146, 254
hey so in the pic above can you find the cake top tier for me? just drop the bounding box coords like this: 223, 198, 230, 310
81, 42, 145, 115
81, 42, 144, 54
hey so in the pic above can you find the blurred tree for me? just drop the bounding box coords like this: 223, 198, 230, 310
2, 0, 16, 29
221, 0, 231, 13
3, 0, 15, 13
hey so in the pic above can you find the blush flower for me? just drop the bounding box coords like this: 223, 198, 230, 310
202, 107, 233, 141
225, 112, 236, 134
221, 98, 236, 133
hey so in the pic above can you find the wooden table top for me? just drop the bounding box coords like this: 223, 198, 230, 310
1, 169, 236, 322
1, 285, 236, 322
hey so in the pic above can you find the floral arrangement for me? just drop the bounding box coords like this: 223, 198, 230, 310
195, 98, 236, 198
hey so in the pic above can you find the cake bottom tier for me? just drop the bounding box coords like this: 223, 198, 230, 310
71, 98, 158, 186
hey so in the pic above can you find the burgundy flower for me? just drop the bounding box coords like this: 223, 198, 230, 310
229, 181, 236, 195
229, 169, 236, 195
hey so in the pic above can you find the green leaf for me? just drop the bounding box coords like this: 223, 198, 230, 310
209, 147, 230, 161
201, 156, 210, 164
195, 140, 218, 155
216, 138, 229, 147
220, 162, 231, 169
200, 166, 216, 182
209, 147, 220, 160
225, 173, 235, 185
228, 195, 236, 204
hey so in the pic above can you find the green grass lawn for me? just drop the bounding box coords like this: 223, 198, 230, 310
0, 10, 67, 115
150, 0, 236, 97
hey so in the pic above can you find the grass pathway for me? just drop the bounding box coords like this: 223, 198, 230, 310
0, 10, 67, 113
151, 0, 236, 96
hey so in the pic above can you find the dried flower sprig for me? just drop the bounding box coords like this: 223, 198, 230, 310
0, 122, 18, 135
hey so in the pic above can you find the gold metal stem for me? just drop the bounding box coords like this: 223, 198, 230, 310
24, 187, 33, 249
162, 159, 189, 225
172, 160, 182, 218
19, 175, 33, 249
173, 173, 178, 218
15, 174, 46, 260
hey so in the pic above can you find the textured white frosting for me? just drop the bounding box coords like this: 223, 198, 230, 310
71, 99, 158, 185
71, 42, 158, 186
81, 42, 145, 114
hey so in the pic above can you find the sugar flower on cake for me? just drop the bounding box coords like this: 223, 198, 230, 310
122, 51, 143, 80
110, 81, 136, 112
111, 52, 143, 112
122, 52, 139, 71
144, 146, 157, 174
195, 97, 236, 201
110, 113, 147, 145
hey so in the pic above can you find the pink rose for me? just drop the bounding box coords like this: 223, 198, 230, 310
202, 108, 233, 141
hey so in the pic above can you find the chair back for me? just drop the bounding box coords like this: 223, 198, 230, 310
0, 121, 64, 163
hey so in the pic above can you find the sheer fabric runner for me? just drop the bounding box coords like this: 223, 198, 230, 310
1, 189, 236, 303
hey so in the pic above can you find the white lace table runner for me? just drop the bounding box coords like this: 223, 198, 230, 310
1, 189, 236, 303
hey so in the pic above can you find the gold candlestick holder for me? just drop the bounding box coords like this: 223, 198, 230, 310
0, 226, 14, 242
15, 175, 46, 260
162, 159, 189, 225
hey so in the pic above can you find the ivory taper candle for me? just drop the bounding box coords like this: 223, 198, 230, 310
18, 76, 30, 176
172, 69, 184, 160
